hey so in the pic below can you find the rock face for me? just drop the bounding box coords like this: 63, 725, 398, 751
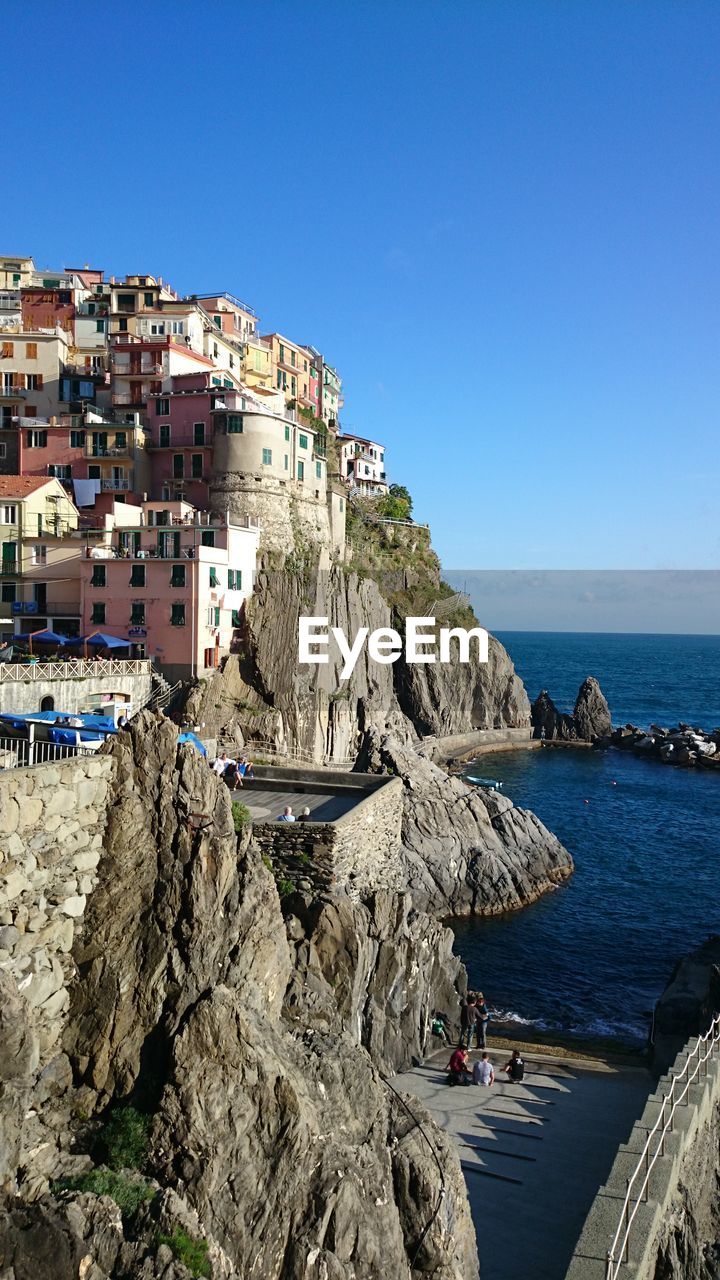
531, 677, 612, 742
356, 729, 574, 916
651, 935, 720, 1074
0, 716, 478, 1280
182, 566, 530, 763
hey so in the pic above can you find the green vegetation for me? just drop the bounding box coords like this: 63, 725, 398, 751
231, 801, 252, 831
277, 877, 296, 898
98, 1106, 150, 1171
261, 853, 273, 871
377, 483, 413, 521
157, 1229, 211, 1278
55, 1167, 154, 1219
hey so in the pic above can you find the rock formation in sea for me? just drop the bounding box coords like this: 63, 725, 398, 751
0, 717, 479, 1279
531, 676, 612, 742
651, 934, 720, 1074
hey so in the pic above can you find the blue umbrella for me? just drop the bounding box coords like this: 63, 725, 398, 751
68, 631, 130, 657
23, 628, 73, 655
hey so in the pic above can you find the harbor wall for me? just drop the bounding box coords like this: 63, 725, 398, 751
0, 671, 152, 716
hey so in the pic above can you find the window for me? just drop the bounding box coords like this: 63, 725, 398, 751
130, 602, 145, 625
0, 341, 13, 357
118, 317, 128, 331
213, 315, 221, 329
279, 343, 285, 363
117, 293, 134, 312
316, 461, 322, 479
284, 454, 289, 471
299, 434, 308, 450
191, 454, 203, 478
159, 423, 170, 447
48, 463, 71, 480
115, 431, 127, 449
155, 398, 170, 415
87, 302, 96, 316
171, 602, 185, 626
200, 530, 214, 548
144, 292, 154, 306
231, 609, 242, 628
30, 545, 46, 565
297, 460, 304, 481
193, 422, 205, 445
223, 378, 233, 389
26, 430, 47, 448
209, 567, 219, 588
26, 342, 37, 359
1, 583, 16, 603
214, 606, 220, 627
262, 448, 272, 465
304, 359, 308, 372
170, 564, 186, 588
91, 602, 105, 625
69, 430, 85, 448
213, 343, 219, 359
228, 414, 243, 434
290, 350, 296, 367
284, 424, 290, 442
228, 569, 242, 590
150, 322, 166, 335
172, 455, 184, 479
26, 375, 43, 391
130, 565, 146, 587
291, 376, 297, 396
96, 319, 105, 333
171, 321, 184, 335
88, 465, 101, 480
90, 565, 106, 587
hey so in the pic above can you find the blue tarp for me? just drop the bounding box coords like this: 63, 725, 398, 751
178, 731, 208, 758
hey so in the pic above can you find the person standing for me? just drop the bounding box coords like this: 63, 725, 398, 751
474, 992, 490, 1050
459, 995, 477, 1049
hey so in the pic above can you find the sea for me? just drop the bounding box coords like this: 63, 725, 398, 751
452, 632, 720, 1049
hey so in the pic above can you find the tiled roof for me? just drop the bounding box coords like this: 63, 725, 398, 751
0, 475, 53, 499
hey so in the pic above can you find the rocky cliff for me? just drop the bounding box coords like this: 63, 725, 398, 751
183, 565, 530, 763
531, 677, 612, 742
0, 717, 478, 1280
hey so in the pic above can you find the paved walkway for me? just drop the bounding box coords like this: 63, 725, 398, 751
235, 783, 360, 822
395, 1046, 651, 1280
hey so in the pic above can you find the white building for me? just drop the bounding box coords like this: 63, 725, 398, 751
338, 434, 388, 496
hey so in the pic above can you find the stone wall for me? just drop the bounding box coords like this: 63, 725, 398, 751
251, 773, 404, 899
565, 1030, 720, 1280
0, 754, 114, 1061
210, 469, 335, 562
0, 670, 152, 716
426, 726, 534, 762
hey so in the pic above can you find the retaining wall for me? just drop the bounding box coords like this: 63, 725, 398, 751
428, 726, 534, 762
0, 754, 115, 1060
565, 1033, 720, 1280
0, 671, 152, 716
251, 771, 404, 899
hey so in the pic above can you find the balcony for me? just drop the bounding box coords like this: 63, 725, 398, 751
147, 432, 211, 449
84, 443, 133, 459
101, 477, 133, 491
0, 562, 18, 576
0, 386, 26, 399
112, 394, 148, 407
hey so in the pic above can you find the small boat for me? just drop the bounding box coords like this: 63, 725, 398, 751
466, 775, 504, 790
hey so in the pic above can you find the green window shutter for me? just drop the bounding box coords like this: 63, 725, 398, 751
214, 607, 220, 627
209, 567, 219, 588
297, 460, 304, 481
170, 564, 185, 587
228, 414, 243, 433
171, 602, 185, 626
284, 454, 289, 470
316, 461, 322, 479
284, 425, 290, 441
262, 448, 272, 465
299, 434, 308, 449
201, 530, 214, 547
91, 602, 105, 624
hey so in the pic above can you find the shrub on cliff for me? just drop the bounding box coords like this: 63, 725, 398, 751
56, 1167, 154, 1219
157, 1229, 211, 1278
98, 1105, 151, 1171
231, 801, 252, 831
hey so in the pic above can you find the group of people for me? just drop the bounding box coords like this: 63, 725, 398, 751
277, 805, 312, 822
211, 750, 255, 790
431, 991, 527, 1088
446, 1046, 526, 1087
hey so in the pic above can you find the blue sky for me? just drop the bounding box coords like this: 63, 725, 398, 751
5, 1, 719, 570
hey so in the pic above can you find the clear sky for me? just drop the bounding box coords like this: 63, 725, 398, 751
5, 1, 719, 570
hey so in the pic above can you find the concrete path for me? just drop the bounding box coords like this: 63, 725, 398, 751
395, 1047, 651, 1280
236, 784, 359, 822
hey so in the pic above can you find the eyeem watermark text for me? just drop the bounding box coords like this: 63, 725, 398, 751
299, 617, 489, 680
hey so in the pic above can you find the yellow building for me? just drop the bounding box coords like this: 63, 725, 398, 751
0, 256, 35, 289
0, 476, 83, 639
261, 333, 318, 414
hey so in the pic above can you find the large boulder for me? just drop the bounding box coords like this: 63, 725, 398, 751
573, 676, 612, 741
531, 690, 576, 740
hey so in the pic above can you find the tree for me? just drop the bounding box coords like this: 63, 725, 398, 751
388, 484, 413, 515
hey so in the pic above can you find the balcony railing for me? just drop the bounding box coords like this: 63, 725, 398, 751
0, 386, 26, 398
101, 477, 133, 491
0, 562, 18, 576
147, 432, 211, 449
84, 443, 133, 458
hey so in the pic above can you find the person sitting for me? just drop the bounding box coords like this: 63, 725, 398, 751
277, 805, 295, 822
431, 1012, 450, 1045
503, 1049, 526, 1081
446, 1047, 472, 1086
297, 806, 311, 822
223, 759, 243, 790
237, 756, 255, 782
212, 751, 230, 776
473, 1052, 495, 1086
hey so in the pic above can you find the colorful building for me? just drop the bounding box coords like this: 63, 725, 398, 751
338, 434, 388, 496
79, 499, 260, 679
261, 333, 320, 416
0, 476, 83, 640
0, 327, 70, 424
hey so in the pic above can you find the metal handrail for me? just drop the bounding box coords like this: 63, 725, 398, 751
606, 1011, 720, 1277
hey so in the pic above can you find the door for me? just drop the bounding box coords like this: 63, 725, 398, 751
1, 541, 17, 573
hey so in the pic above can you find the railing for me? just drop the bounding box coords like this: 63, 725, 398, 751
147, 432, 210, 449
0, 734, 97, 770
0, 658, 153, 683
606, 1011, 720, 1278
0, 562, 18, 576
429, 592, 471, 619
217, 737, 355, 768
85, 444, 132, 458
101, 477, 133, 491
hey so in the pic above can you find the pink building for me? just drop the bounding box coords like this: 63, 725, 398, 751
145, 371, 245, 506
79, 500, 260, 680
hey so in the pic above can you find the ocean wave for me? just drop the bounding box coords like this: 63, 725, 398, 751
491, 1007, 647, 1043
491, 1008, 550, 1030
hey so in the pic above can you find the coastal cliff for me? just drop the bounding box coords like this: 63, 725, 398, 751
0, 718, 478, 1279
183, 563, 530, 763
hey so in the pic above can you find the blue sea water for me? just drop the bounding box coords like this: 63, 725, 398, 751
452, 632, 720, 1046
